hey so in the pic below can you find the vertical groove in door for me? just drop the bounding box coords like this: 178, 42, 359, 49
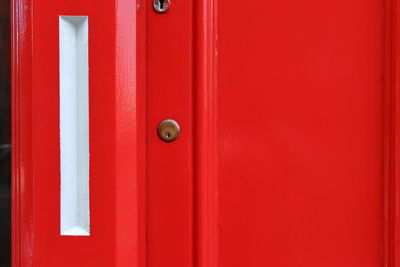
59, 16, 90, 236
383, 0, 400, 265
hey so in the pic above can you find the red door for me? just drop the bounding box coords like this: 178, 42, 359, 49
12, 0, 400, 266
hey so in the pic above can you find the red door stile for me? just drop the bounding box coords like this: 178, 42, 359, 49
146, 0, 193, 266
115, 0, 145, 266
13, 0, 144, 266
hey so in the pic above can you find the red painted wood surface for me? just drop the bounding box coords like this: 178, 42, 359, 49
146, 0, 193, 265
12, 0, 400, 267
13, 0, 142, 266
217, 0, 383, 266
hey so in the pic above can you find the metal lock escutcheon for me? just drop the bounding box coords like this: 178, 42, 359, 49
158, 119, 180, 142
153, 0, 170, 13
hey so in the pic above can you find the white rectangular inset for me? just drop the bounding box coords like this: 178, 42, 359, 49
59, 16, 90, 236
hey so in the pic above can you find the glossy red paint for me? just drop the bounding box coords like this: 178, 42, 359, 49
13, 0, 143, 266
146, 0, 193, 266
217, 0, 383, 265
12, 0, 33, 265
12, 0, 400, 267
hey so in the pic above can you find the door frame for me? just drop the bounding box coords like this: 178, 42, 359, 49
10, 0, 400, 266
12, 0, 33, 265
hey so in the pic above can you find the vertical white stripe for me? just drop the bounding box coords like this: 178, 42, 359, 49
59, 16, 90, 236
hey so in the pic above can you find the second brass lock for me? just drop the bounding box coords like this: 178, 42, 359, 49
158, 119, 180, 142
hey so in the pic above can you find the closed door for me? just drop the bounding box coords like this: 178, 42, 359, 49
13, 0, 399, 266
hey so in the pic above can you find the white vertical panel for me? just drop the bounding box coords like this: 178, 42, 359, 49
59, 16, 90, 236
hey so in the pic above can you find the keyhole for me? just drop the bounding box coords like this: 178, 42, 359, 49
159, 0, 166, 9
154, 0, 170, 13
158, 119, 180, 142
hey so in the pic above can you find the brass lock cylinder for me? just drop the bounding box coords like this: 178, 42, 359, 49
158, 119, 180, 142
